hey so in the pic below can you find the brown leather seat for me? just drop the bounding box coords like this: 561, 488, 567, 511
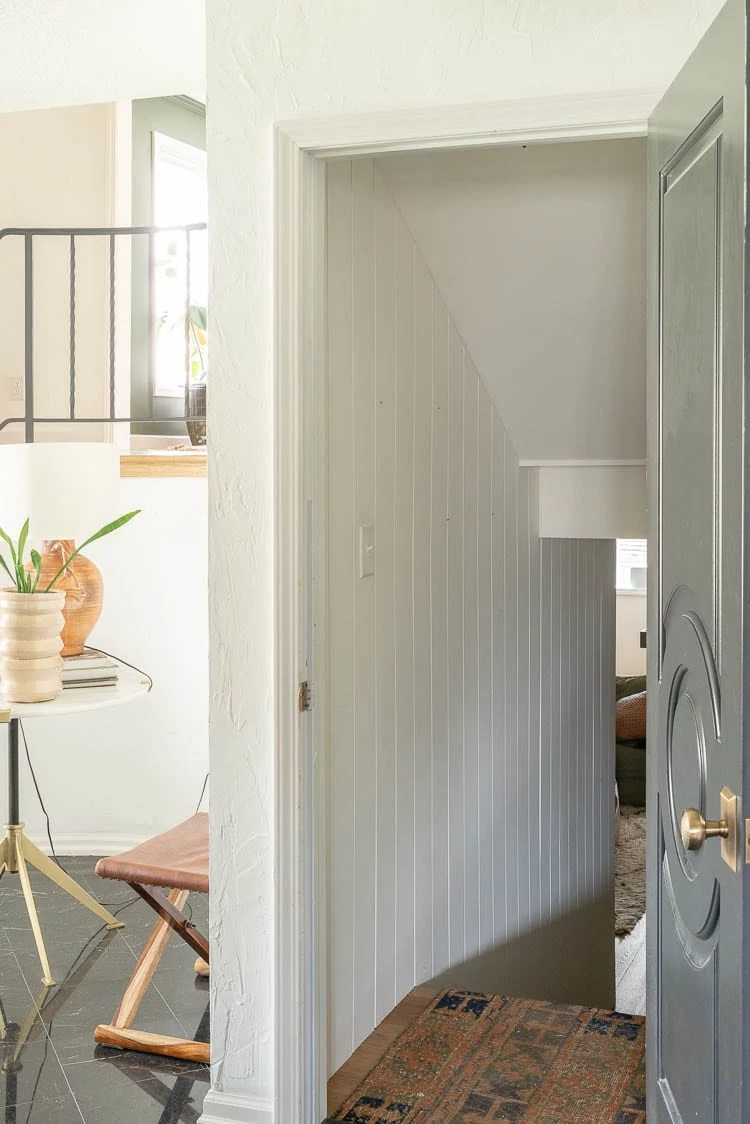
95, 813, 208, 894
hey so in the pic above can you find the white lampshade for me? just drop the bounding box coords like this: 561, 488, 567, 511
0, 443, 120, 543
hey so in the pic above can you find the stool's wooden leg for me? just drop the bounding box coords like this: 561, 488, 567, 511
94, 885, 211, 1063
112, 889, 189, 1030
95, 1025, 209, 1064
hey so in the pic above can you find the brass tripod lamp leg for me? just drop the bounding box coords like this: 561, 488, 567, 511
21, 836, 124, 930
12, 829, 55, 987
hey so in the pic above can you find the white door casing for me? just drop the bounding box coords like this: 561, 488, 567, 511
273, 90, 653, 1124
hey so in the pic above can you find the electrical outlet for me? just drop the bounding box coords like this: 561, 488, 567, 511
5, 377, 23, 402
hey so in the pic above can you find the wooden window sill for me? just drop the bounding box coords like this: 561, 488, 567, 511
120, 451, 207, 478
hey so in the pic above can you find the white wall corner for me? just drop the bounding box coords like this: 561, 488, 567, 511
28, 834, 150, 857
199, 1090, 274, 1124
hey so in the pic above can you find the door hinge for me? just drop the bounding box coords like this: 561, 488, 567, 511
298, 680, 312, 712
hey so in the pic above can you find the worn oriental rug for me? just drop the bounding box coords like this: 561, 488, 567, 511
330, 990, 645, 1123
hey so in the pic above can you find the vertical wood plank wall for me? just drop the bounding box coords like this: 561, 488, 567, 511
327, 159, 616, 1073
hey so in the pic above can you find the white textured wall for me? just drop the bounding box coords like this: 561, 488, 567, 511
327, 160, 615, 1073
0, 476, 209, 851
377, 141, 647, 462
616, 593, 647, 676
538, 465, 648, 539
206, 1, 723, 1115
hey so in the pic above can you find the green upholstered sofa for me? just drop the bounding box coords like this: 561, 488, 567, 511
616, 675, 647, 808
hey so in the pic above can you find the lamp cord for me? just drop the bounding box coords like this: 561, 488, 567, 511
82, 645, 153, 691
15, 653, 206, 920
19, 720, 62, 871
20, 720, 133, 906
18, 640, 155, 877
195, 772, 209, 813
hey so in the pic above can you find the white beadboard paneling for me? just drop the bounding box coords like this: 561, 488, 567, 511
327, 159, 618, 1072
373, 166, 398, 1026
516, 467, 531, 934
462, 357, 480, 957
539, 539, 616, 915
447, 320, 465, 966
491, 417, 507, 944
527, 471, 541, 926
326, 158, 356, 1068
393, 206, 416, 1003
430, 299, 451, 975
413, 252, 433, 984
503, 435, 519, 939
351, 156, 378, 1048
539, 535, 554, 918
560, 540, 573, 911
477, 381, 494, 951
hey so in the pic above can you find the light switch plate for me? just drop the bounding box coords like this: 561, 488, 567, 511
359, 524, 375, 578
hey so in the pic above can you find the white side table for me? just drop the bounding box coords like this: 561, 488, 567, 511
0, 666, 150, 984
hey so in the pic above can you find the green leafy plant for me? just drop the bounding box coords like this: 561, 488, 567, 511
0, 511, 141, 594
189, 303, 207, 381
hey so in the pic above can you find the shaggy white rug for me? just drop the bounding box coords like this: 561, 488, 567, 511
615, 806, 646, 937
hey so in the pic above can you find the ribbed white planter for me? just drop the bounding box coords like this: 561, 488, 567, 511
0, 590, 66, 703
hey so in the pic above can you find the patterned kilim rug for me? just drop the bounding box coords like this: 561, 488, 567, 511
330, 990, 645, 1122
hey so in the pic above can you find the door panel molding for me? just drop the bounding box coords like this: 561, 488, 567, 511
648, 1, 747, 1121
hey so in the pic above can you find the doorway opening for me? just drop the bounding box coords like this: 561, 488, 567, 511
614, 538, 647, 1017
317, 135, 648, 1117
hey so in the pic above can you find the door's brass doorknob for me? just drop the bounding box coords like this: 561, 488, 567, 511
680, 807, 729, 851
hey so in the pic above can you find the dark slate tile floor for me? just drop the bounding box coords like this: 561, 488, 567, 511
0, 856, 209, 1123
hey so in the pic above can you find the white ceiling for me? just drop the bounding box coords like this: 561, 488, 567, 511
0, 0, 205, 112
377, 139, 647, 463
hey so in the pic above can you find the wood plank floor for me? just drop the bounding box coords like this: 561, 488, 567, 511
327, 924, 647, 1118
327, 985, 439, 1117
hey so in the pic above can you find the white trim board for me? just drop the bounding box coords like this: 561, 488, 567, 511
27, 833, 151, 856
265, 90, 658, 1124
519, 459, 647, 468
278, 88, 658, 157
199, 1091, 273, 1124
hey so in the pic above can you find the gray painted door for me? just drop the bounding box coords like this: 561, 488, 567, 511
647, 1, 749, 1120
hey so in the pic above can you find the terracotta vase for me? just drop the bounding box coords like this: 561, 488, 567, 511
37, 540, 103, 657
0, 589, 66, 702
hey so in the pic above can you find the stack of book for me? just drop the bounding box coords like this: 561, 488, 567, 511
61, 650, 119, 690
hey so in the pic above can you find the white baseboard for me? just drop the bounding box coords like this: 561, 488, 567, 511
26, 833, 151, 857
199, 1090, 274, 1124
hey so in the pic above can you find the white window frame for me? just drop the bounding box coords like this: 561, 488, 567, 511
150, 131, 207, 398
616, 538, 648, 594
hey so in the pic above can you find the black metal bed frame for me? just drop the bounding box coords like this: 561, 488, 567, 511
0, 223, 207, 441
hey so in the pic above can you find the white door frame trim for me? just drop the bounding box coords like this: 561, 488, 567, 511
274, 88, 655, 1124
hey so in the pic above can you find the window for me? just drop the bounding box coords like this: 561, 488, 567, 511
151, 132, 207, 397
616, 539, 647, 592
